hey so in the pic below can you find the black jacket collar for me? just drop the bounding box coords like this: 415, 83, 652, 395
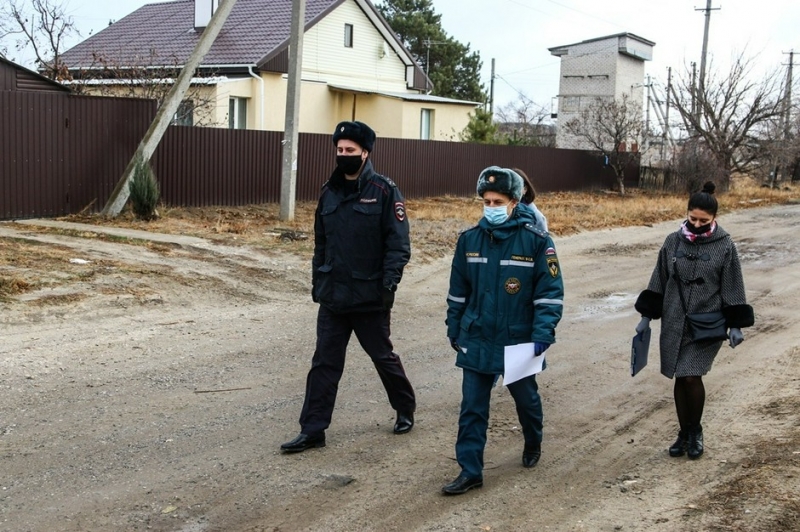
328, 159, 374, 192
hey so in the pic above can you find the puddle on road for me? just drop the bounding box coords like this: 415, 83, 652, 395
578, 292, 637, 320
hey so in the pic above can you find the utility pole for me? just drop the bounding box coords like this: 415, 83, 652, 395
489, 58, 495, 115
695, 0, 720, 122
102, 0, 239, 216
423, 38, 445, 95
781, 50, 794, 140
690, 61, 697, 123
663, 67, 672, 161
773, 50, 796, 186
645, 75, 651, 138
279, 0, 306, 222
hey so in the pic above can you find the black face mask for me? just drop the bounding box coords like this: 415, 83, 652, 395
687, 222, 712, 235
336, 155, 364, 176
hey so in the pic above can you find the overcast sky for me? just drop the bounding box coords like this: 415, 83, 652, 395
8, 0, 799, 112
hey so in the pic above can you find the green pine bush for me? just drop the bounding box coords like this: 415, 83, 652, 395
129, 159, 160, 220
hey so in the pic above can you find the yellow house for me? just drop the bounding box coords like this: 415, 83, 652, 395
60, 0, 479, 140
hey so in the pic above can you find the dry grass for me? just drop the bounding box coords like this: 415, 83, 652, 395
55, 179, 799, 255
2, 178, 797, 300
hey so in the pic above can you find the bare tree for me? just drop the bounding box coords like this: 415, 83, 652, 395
495, 95, 555, 147
70, 51, 220, 127
563, 94, 645, 195
754, 92, 800, 187
670, 53, 785, 186
666, 138, 728, 193
1, 0, 77, 80
0, 15, 10, 58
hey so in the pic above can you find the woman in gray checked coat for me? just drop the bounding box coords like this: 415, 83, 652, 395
634, 182, 754, 460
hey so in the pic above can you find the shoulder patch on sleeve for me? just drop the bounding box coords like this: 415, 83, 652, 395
523, 223, 549, 239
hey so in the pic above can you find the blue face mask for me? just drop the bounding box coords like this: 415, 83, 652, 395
484, 205, 510, 225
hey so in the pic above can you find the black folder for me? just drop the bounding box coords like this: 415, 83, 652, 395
631, 327, 651, 376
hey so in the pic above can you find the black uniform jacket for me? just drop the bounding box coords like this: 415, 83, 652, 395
312, 159, 411, 313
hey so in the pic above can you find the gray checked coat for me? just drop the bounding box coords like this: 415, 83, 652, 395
635, 225, 754, 378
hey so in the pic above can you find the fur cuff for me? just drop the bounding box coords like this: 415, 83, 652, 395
635, 290, 663, 319
723, 304, 754, 328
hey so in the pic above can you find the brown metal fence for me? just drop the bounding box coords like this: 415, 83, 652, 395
2, 92, 637, 220
1, 92, 155, 219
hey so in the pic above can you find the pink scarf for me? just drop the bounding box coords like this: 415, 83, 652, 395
681, 220, 717, 242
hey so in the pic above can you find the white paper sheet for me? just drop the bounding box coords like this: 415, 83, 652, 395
503, 342, 545, 386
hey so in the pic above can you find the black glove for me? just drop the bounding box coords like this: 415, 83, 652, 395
449, 337, 461, 353
381, 287, 395, 311
311, 285, 319, 303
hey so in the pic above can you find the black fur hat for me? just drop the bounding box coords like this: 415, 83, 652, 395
476, 166, 524, 200
332, 121, 376, 152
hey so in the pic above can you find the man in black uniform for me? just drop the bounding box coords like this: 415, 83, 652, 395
280, 121, 417, 453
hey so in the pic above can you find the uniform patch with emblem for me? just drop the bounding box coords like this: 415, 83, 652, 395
394, 202, 406, 222
545, 247, 556, 256
504, 277, 521, 294
547, 257, 559, 278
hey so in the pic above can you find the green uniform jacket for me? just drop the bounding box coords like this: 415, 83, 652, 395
446, 204, 564, 374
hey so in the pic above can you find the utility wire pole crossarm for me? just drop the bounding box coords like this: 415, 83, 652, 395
101, 0, 239, 217
423, 39, 446, 94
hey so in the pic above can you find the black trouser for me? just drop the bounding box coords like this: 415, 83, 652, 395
299, 305, 416, 437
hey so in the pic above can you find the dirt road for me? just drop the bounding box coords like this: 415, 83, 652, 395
1, 204, 798, 532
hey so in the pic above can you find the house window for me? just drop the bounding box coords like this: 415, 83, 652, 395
344, 24, 353, 48
228, 97, 247, 129
420, 108, 434, 140
562, 96, 580, 112
171, 100, 194, 127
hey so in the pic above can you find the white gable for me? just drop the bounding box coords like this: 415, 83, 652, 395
302, 0, 411, 93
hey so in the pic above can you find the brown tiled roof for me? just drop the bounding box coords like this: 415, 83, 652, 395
61, 0, 344, 69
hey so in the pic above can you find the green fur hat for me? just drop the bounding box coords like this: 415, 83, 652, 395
476, 166, 524, 200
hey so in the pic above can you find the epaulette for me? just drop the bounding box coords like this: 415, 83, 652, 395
458, 224, 480, 236
375, 173, 398, 188
523, 223, 549, 239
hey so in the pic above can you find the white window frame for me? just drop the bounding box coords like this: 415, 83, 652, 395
344, 23, 353, 48
420, 108, 433, 140
228, 97, 247, 130
171, 99, 194, 127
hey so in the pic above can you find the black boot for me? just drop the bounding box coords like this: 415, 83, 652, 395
668, 430, 688, 457
687, 425, 704, 460
522, 443, 541, 468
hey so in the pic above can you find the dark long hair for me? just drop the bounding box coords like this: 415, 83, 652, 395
687, 181, 718, 216
513, 168, 536, 204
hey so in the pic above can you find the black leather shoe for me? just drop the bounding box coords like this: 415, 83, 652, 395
280, 433, 325, 453
442, 474, 483, 495
522, 443, 541, 468
393, 411, 414, 434
669, 430, 688, 457
687, 425, 704, 460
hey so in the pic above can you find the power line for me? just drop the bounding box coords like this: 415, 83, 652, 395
501, 0, 626, 30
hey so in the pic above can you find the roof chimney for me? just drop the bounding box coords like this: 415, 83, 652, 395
194, 0, 219, 30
